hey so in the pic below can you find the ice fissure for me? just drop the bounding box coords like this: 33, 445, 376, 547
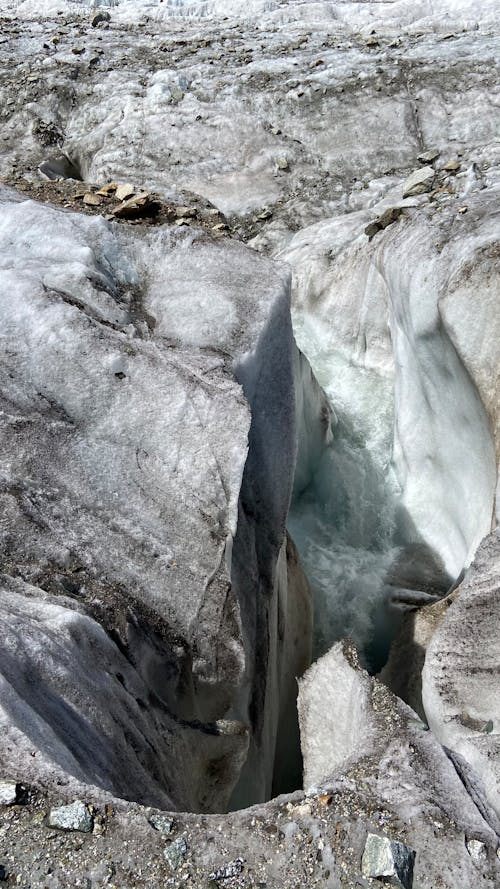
285, 195, 498, 679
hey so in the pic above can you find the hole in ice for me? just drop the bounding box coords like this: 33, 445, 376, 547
38, 154, 84, 181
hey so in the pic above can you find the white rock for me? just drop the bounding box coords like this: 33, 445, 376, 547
0, 782, 18, 805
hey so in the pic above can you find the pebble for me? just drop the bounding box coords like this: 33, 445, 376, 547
209, 858, 244, 881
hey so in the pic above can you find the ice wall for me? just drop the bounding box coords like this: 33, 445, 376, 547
282, 191, 498, 665
0, 187, 322, 811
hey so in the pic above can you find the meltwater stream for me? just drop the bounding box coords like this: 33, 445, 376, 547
289, 316, 407, 672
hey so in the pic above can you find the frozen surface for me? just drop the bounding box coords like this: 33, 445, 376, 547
0, 1, 498, 879
0, 185, 317, 810
423, 532, 500, 818
284, 188, 499, 661
298, 639, 500, 887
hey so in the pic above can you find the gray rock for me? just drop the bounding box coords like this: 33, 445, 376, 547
362, 833, 415, 888
0, 783, 18, 806
164, 836, 188, 870
417, 148, 440, 163
48, 801, 93, 833
148, 813, 175, 835
209, 857, 244, 881
91, 11, 111, 27
402, 166, 435, 197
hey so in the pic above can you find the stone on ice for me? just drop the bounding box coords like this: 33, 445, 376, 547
361, 833, 415, 888
402, 166, 435, 197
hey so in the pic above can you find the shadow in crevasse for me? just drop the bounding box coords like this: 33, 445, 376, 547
287, 406, 454, 679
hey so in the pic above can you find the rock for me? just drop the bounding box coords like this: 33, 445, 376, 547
48, 801, 93, 833
148, 813, 174, 835
466, 838, 488, 863
444, 159, 460, 171
402, 166, 435, 197
82, 192, 102, 206
364, 206, 403, 239
164, 836, 188, 870
112, 192, 161, 218
91, 12, 111, 27
0, 783, 18, 806
417, 148, 440, 163
361, 833, 416, 889
114, 183, 136, 201
71, 47, 85, 56
209, 858, 244, 881
95, 184, 118, 196
175, 206, 197, 217
277, 158, 290, 171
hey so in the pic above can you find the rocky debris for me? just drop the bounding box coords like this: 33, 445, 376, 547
164, 836, 188, 870
148, 813, 175, 835
402, 166, 435, 198
361, 833, 416, 889
175, 205, 197, 218
364, 206, 403, 239
443, 158, 461, 172
0, 783, 18, 806
48, 800, 93, 833
209, 857, 244, 881
277, 158, 290, 172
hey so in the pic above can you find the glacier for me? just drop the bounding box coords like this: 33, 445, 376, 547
0, 0, 499, 885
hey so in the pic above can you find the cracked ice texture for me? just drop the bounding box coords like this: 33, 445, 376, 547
0, 186, 315, 810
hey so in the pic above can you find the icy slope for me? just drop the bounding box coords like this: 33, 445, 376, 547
422, 532, 500, 818
0, 185, 323, 810
283, 186, 498, 660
